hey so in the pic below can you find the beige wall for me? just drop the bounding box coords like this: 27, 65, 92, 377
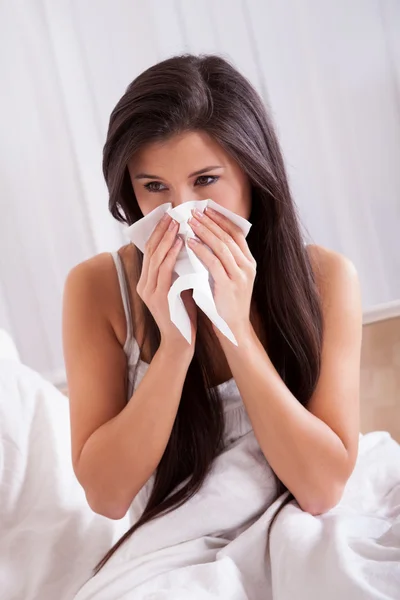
360, 317, 400, 442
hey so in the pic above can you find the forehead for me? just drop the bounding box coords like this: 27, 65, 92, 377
129, 130, 232, 173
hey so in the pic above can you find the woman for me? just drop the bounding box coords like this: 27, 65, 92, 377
63, 54, 362, 593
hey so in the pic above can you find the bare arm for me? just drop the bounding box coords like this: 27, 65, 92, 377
63, 213, 198, 518
63, 258, 193, 519
217, 247, 362, 515
181, 208, 361, 515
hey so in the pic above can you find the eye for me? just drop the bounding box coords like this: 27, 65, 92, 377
195, 175, 219, 187
144, 181, 167, 193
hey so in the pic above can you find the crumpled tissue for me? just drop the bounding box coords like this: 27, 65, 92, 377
126, 199, 252, 345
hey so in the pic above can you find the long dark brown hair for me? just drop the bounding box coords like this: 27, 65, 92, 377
95, 54, 323, 573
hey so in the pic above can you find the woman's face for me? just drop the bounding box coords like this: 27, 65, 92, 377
128, 130, 252, 219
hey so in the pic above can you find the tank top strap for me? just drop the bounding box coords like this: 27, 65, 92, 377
110, 251, 134, 350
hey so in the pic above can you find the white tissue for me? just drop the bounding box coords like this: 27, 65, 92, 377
126, 199, 252, 345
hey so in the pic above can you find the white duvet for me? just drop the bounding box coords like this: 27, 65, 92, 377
0, 360, 399, 599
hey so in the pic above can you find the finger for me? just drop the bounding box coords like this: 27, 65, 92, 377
187, 238, 228, 283
150, 219, 179, 272
189, 214, 241, 278
141, 213, 173, 276
157, 236, 183, 291
145, 219, 179, 289
204, 207, 256, 267
144, 213, 174, 256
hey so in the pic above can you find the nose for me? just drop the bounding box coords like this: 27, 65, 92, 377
171, 190, 190, 209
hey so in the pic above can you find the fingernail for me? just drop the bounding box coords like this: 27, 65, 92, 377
194, 209, 204, 219
162, 213, 170, 221
168, 219, 177, 231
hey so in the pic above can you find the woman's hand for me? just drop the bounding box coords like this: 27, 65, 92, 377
136, 213, 197, 356
187, 206, 256, 342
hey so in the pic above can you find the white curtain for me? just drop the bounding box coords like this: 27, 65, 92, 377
0, 0, 399, 382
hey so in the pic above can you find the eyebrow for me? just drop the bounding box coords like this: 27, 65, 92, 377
133, 165, 224, 180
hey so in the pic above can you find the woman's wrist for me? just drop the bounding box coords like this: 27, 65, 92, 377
158, 337, 194, 365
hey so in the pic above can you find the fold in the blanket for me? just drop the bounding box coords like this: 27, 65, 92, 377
73, 432, 278, 599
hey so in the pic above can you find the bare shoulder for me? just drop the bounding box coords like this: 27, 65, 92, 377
64, 251, 119, 313
63, 245, 138, 347
305, 244, 360, 309
65, 251, 119, 289
306, 243, 358, 281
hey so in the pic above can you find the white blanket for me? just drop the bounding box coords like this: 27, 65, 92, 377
0, 360, 131, 600
1, 360, 399, 599
270, 430, 400, 600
